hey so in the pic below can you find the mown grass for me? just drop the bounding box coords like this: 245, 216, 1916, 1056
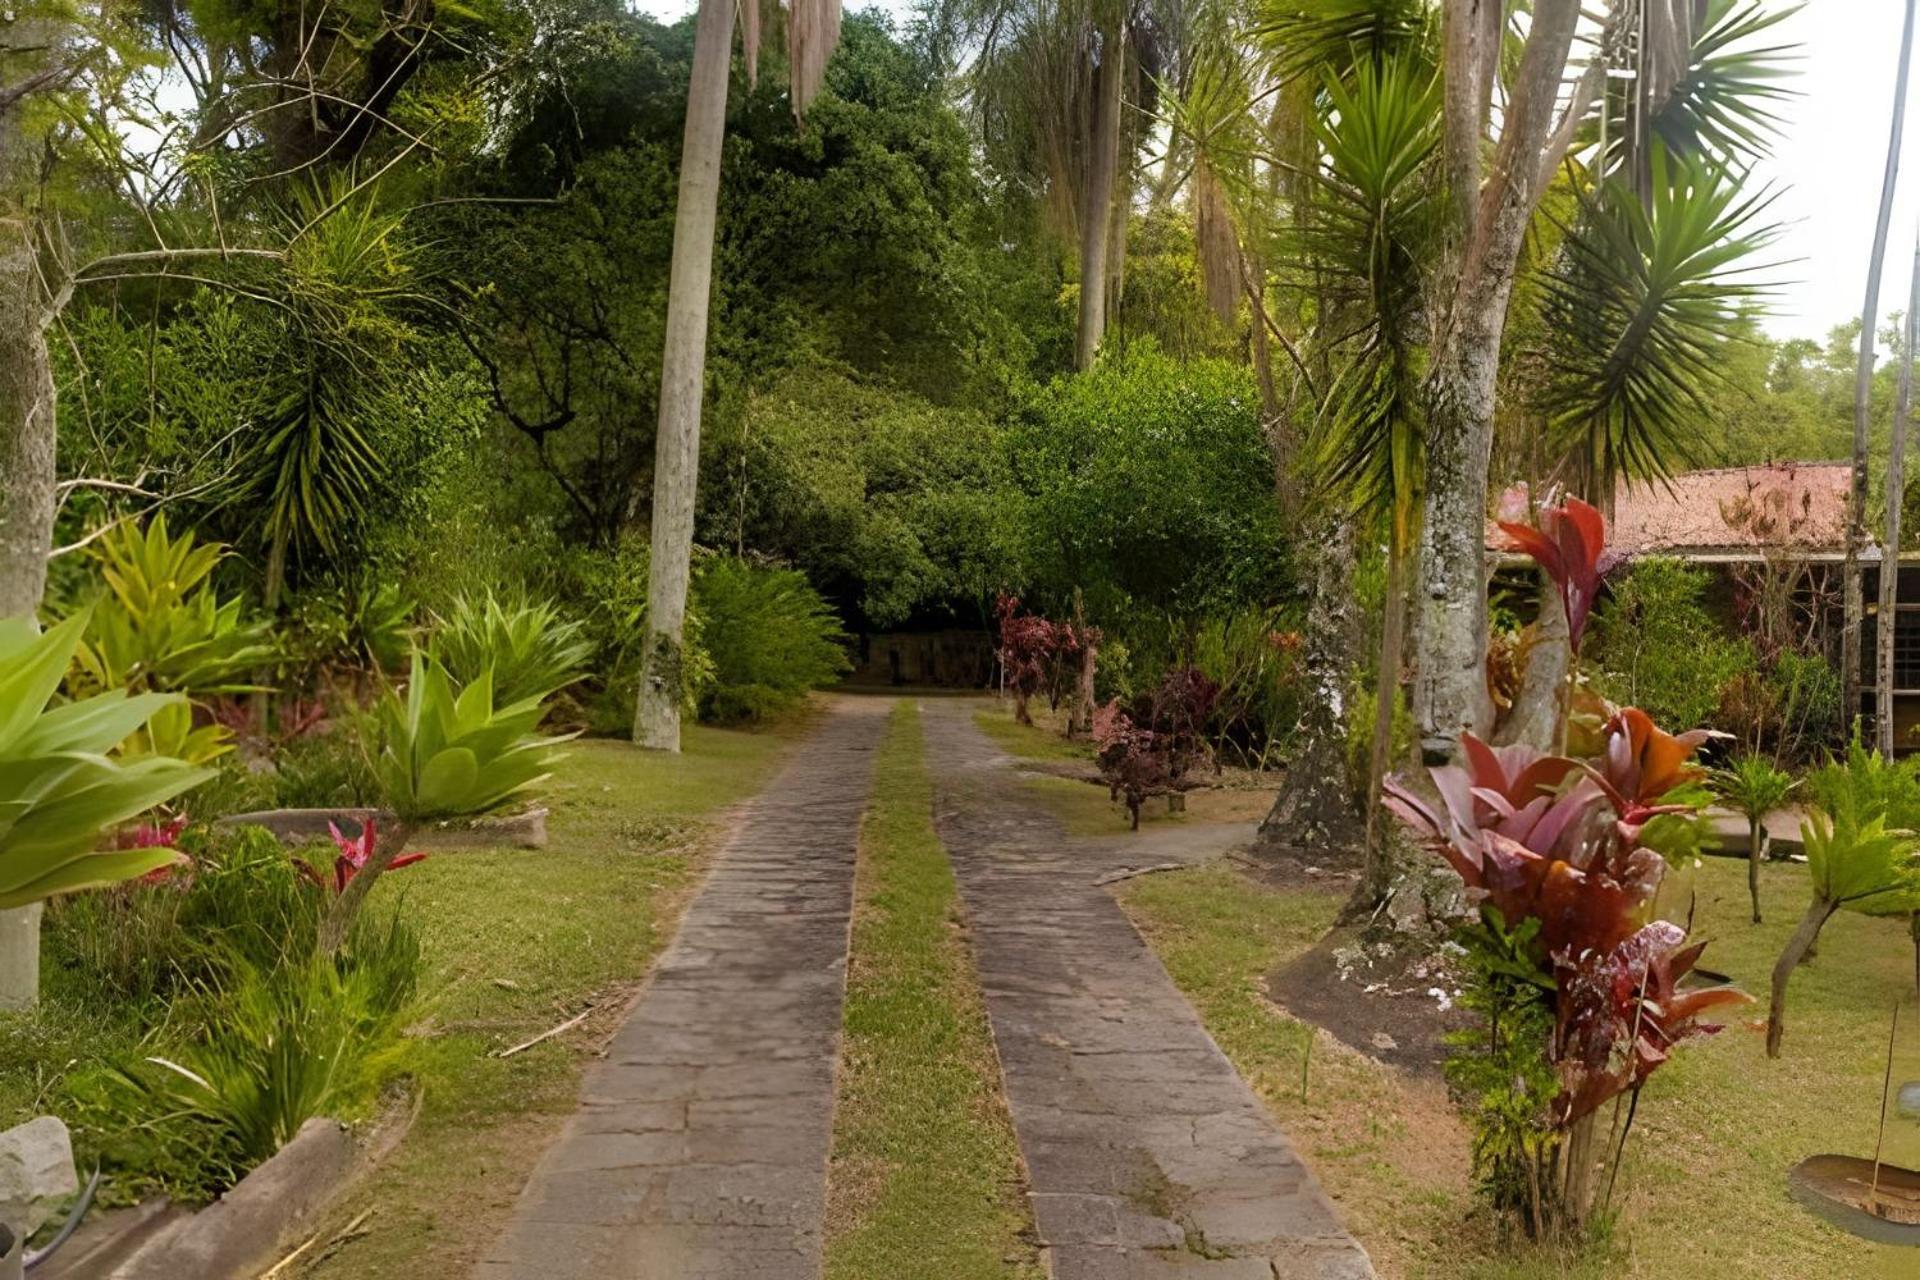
1119, 856, 1917, 1280
291, 720, 807, 1278
823, 699, 1043, 1279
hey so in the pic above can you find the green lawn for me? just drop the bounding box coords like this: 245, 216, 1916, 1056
1119, 856, 1918, 1280
823, 700, 1043, 1279
291, 721, 807, 1278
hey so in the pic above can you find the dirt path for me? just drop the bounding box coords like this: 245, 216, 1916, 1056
474, 697, 887, 1280
921, 700, 1375, 1279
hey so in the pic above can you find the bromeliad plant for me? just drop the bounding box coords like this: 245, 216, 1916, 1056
317, 651, 569, 952
62, 516, 277, 764
1386, 497, 1747, 1237
0, 613, 211, 910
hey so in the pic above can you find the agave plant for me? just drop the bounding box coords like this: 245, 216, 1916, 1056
319, 652, 569, 951
429, 590, 592, 707
0, 613, 210, 910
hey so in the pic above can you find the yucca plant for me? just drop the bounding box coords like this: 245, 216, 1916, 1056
319, 652, 570, 952
1712, 754, 1798, 923
428, 590, 591, 707
0, 613, 211, 910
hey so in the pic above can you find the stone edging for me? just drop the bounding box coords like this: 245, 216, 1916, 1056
217, 806, 549, 850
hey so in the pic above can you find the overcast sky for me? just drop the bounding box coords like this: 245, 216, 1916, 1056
633, 0, 1907, 344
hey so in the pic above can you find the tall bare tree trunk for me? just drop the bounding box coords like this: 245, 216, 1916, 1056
634, 0, 738, 752
1074, 20, 1125, 371
1848, 0, 1919, 738
1363, 533, 1408, 894
1495, 572, 1571, 750
1257, 513, 1364, 860
0, 28, 61, 1010
1879, 235, 1920, 757
1415, 0, 1582, 762
1767, 895, 1838, 1058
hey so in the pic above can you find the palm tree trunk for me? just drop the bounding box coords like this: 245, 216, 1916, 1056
1748, 816, 1765, 924
1848, 0, 1919, 737
1364, 531, 1409, 896
1767, 895, 1838, 1058
1074, 20, 1125, 371
1879, 234, 1920, 756
633, 0, 738, 751
1416, 0, 1582, 762
1257, 513, 1364, 860
1496, 572, 1570, 749
0, 29, 63, 1010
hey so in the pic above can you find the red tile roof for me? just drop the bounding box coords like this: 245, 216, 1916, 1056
1492, 463, 1855, 565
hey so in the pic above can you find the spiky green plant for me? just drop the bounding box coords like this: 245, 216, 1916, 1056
429, 590, 591, 706
0, 613, 210, 909
1712, 753, 1797, 922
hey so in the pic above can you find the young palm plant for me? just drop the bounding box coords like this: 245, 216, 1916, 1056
1712, 753, 1798, 923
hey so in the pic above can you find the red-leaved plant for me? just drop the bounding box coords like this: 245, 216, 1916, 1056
1093, 668, 1220, 829
1385, 498, 1748, 1237
298, 818, 428, 896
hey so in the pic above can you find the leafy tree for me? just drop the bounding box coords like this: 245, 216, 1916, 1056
1009, 348, 1287, 625
1587, 557, 1756, 730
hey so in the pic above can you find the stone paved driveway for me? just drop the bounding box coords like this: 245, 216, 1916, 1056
474, 696, 886, 1280
922, 699, 1376, 1280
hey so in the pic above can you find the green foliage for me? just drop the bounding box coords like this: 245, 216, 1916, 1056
0, 614, 210, 909
717, 369, 1022, 630
1010, 349, 1287, 621
374, 654, 567, 821
1799, 806, 1920, 917
1713, 754, 1797, 827
429, 590, 592, 706
1542, 147, 1777, 496
1446, 916, 1560, 1219
284, 573, 415, 684
271, 716, 384, 810
66, 515, 276, 699
81, 907, 419, 1196
1588, 557, 1754, 729
1805, 729, 1920, 833
1345, 672, 1413, 801
694, 558, 850, 723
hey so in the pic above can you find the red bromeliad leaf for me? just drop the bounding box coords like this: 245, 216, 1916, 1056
321, 817, 427, 894
1497, 497, 1606, 653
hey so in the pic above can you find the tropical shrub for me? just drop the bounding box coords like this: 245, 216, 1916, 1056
1711, 755, 1797, 923
1386, 711, 1746, 1235
1388, 499, 1748, 1238
693, 557, 848, 723
1766, 749, 1920, 1057
284, 572, 414, 688
430, 590, 592, 706
1587, 556, 1754, 731
0, 613, 211, 908
320, 650, 570, 950
65, 515, 276, 700
80, 905, 420, 1198
1093, 668, 1220, 830
995, 593, 1061, 726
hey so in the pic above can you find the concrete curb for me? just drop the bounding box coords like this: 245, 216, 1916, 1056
83, 1092, 417, 1280
218, 806, 549, 850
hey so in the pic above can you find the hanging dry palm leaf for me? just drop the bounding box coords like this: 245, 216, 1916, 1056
788, 0, 844, 121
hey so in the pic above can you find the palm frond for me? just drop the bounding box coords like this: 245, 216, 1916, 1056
1540, 145, 1781, 499
1247, 0, 1434, 83
1651, 0, 1801, 165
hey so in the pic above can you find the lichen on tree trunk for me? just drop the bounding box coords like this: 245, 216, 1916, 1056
1257, 513, 1363, 860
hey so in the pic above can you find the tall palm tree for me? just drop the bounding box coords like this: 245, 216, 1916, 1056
1847, 0, 1920, 739
634, 0, 846, 751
